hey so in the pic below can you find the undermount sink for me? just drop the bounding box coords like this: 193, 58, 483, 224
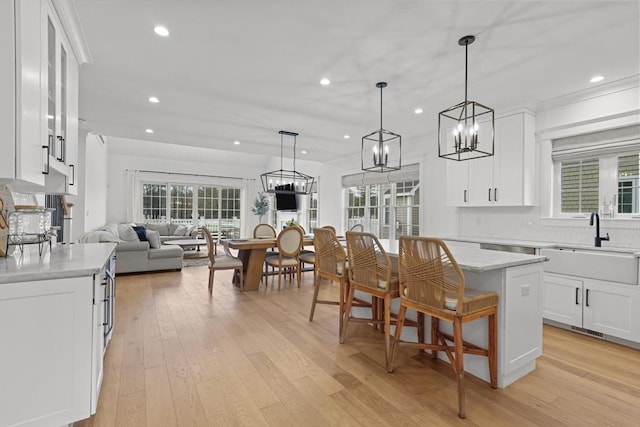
541, 247, 639, 285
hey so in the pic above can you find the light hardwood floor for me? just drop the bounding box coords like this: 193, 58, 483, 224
75, 266, 640, 426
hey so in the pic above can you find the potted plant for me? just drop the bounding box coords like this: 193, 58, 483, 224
251, 193, 270, 223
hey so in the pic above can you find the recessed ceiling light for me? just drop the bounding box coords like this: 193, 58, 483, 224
301, 150, 307, 154
590, 75, 604, 83
344, 134, 350, 139
320, 78, 331, 86
148, 96, 159, 103
233, 140, 240, 145
145, 129, 154, 134
414, 108, 423, 114
153, 26, 169, 37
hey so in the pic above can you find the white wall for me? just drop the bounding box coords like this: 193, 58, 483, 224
75, 132, 108, 240
458, 77, 640, 249
105, 137, 325, 237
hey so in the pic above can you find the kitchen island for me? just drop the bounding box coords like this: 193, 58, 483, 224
379, 245, 547, 388
0, 243, 116, 427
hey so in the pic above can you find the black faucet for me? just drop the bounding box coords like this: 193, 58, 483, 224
589, 212, 610, 247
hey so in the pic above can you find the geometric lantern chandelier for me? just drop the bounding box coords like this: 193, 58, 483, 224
438, 35, 494, 161
260, 130, 315, 195
362, 82, 401, 172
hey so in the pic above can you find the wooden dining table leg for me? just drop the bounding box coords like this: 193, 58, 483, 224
236, 248, 267, 291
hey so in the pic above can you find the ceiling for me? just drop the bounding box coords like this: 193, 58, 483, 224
73, 0, 640, 164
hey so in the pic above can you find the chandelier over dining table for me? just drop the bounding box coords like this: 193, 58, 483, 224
260, 130, 315, 195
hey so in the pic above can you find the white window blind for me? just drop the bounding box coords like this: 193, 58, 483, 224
342, 163, 420, 187
552, 125, 640, 161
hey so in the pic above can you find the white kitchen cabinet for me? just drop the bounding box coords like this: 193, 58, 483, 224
446, 111, 536, 207
0, 0, 47, 190
0, 246, 115, 427
43, 0, 80, 195
0, 0, 83, 194
0, 276, 92, 427
543, 272, 640, 343
542, 273, 583, 327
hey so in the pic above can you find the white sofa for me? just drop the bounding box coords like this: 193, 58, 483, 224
80, 222, 186, 274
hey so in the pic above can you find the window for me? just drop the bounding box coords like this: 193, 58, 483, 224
141, 181, 242, 237
343, 164, 421, 244
142, 183, 167, 220
560, 159, 599, 214
618, 154, 639, 214
552, 125, 640, 217
170, 185, 193, 220
395, 180, 420, 237
346, 185, 366, 231
308, 191, 318, 231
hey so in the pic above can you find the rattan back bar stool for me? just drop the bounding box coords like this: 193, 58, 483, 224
389, 236, 498, 419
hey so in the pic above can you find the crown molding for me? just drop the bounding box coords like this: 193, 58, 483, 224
51, 0, 92, 64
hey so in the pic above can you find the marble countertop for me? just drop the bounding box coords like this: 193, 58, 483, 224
388, 244, 547, 273
448, 245, 547, 273
443, 236, 640, 256
0, 243, 117, 284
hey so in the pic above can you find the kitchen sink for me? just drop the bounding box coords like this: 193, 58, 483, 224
541, 247, 639, 285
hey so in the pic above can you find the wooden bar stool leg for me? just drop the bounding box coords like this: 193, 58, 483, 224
309, 274, 321, 321
453, 317, 465, 419
489, 311, 498, 389
384, 293, 392, 371
340, 286, 356, 344
388, 305, 407, 373
431, 317, 439, 359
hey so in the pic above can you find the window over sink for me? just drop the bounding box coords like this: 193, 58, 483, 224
553, 125, 640, 217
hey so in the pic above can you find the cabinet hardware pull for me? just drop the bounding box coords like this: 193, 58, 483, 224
42, 145, 50, 174
585, 289, 590, 307
56, 136, 66, 163
464, 190, 467, 203
494, 188, 498, 202
575, 287, 579, 305
488, 188, 492, 202
69, 164, 75, 185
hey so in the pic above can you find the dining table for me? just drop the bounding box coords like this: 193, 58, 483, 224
226, 236, 314, 291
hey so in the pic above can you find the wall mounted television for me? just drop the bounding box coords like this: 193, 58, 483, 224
275, 184, 298, 211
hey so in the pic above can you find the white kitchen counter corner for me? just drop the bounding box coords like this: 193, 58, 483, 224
0, 242, 117, 283
0, 242, 117, 427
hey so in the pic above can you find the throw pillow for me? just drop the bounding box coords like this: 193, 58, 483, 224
173, 224, 188, 236
185, 225, 196, 237
117, 223, 139, 242
146, 230, 161, 249
132, 225, 148, 242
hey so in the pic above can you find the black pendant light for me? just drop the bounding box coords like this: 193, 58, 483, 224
362, 82, 401, 172
260, 130, 315, 195
438, 35, 494, 161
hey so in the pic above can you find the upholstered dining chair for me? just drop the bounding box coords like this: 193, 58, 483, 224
254, 223, 278, 283
342, 231, 415, 371
264, 226, 303, 289
253, 223, 276, 238
389, 236, 498, 419
202, 226, 244, 294
309, 227, 349, 332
